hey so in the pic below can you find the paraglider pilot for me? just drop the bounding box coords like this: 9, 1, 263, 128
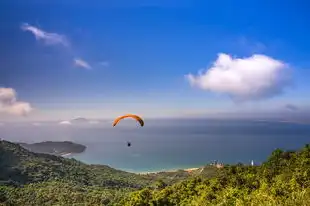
112, 114, 144, 148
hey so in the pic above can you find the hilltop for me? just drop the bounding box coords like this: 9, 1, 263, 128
0, 140, 309, 205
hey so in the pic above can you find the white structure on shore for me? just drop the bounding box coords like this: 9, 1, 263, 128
210, 160, 224, 168
251, 160, 254, 166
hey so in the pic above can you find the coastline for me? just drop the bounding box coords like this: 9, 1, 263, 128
60, 150, 86, 157
61, 152, 73, 157
64, 154, 205, 174
137, 167, 201, 175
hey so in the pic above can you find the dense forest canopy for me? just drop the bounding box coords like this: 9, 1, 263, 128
0, 140, 309, 206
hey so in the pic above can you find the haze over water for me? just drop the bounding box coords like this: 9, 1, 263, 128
1, 119, 309, 173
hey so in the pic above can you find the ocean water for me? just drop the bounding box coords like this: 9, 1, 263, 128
1, 119, 309, 173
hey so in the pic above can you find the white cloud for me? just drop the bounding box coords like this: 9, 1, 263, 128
21, 23, 69, 47
74, 58, 92, 69
185, 53, 291, 102
21, 23, 97, 72
59, 120, 72, 125
0, 88, 33, 116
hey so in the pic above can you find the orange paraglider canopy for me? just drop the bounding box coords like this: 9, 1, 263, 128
112, 114, 144, 127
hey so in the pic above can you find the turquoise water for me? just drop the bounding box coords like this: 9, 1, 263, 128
69, 119, 310, 172
2, 119, 310, 173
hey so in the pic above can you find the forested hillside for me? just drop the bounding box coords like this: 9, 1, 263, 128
0, 140, 309, 206
0, 140, 152, 188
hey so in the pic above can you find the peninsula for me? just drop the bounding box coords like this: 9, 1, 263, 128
17, 141, 86, 156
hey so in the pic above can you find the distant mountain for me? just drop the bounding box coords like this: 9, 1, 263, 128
58, 118, 102, 125
71, 117, 89, 123
17, 141, 86, 156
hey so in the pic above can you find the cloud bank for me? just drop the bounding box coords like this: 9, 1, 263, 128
74, 58, 92, 69
59, 120, 72, 125
186, 53, 291, 102
21, 23, 69, 47
0, 88, 33, 116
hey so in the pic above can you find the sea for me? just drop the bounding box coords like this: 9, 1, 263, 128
1, 119, 309, 173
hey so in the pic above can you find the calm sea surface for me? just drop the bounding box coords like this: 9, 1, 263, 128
1, 119, 309, 173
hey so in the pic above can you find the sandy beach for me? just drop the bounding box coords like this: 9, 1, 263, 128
137, 167, 201, 175
61, 153, 72, 157
184, 167, 200, 172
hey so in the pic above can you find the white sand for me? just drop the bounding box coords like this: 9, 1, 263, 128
61, 153, 72, 157
138, 167, 201, 175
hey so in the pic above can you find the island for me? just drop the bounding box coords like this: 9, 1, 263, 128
17, 141, 86, 156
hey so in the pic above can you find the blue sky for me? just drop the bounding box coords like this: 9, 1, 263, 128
0, 0, 310, 121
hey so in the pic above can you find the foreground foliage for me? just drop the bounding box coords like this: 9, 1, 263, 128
122, 144, 310, 206
0, 140, 309, 205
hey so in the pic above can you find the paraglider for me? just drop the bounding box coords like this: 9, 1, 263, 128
112, 114, 144, 147
112, 114, 144, 127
